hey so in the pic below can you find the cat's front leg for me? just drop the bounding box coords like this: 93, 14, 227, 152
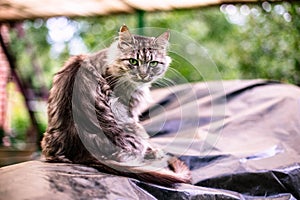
95, 81, 163, 162
112, 134, 148, 162
112, 134, 164, 162
122, 122, 165, 158
108, 122, 160, 161
122, 122, 149, 139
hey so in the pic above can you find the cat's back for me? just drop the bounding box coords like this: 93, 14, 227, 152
86, 47, 111, 74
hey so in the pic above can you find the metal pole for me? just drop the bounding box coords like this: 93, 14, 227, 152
137, 10, 145, 35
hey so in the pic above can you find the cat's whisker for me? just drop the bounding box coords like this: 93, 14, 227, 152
152, 80, 169, 88
167, 66, 180, 73
154, 77, 176, 87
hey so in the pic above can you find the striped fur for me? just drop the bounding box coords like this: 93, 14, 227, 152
41, 25, 191, 186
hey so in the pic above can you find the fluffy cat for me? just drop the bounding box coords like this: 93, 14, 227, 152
41, 25, 191, 186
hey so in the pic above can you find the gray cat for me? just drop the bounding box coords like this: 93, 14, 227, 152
41, 25, 191, 186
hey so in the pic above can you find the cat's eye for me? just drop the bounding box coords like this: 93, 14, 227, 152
129, 58, 138, 66
149, 61, 159, 67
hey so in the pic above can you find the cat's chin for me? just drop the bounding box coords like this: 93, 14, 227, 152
133, 79, 153, 85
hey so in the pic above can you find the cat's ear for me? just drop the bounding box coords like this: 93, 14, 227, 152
118, 25, 133, 48
154, 30, 170, 48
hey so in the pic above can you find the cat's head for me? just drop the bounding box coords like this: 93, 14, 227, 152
107, 25, 171, 84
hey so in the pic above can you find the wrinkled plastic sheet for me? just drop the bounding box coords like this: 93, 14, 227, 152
1, 79, 300, 199
142, 79, 300, 199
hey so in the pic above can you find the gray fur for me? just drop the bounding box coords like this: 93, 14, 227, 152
41, 25, 191, 186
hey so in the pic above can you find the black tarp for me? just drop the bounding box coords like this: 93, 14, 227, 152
0, 80, 300, 199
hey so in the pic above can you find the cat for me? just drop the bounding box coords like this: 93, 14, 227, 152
41, 25, 191, 186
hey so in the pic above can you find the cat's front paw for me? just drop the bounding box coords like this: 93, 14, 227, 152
112, 150, 141, 163
144, 146, 165, 160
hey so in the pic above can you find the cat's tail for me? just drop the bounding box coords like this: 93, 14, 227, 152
89, 156, 192, 186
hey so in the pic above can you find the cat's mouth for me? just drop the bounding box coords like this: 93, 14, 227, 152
132, 74, 153, 83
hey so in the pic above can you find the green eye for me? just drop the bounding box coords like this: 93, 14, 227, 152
129, 58, 138, 65
149, 61, 159, 67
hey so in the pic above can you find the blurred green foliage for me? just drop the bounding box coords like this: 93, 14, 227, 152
5, 2, 300, 142
9, 2, 300, 85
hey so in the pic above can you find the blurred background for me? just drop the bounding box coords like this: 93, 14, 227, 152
0, 1, 299, 166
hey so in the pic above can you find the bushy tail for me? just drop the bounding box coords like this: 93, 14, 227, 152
89, 156, 192, 186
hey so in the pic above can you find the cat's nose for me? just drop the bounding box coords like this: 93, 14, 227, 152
140, 74, 147, 79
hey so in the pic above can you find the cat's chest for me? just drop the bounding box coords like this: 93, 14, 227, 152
109, 96, 134, 124
109, 86, 150, 123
